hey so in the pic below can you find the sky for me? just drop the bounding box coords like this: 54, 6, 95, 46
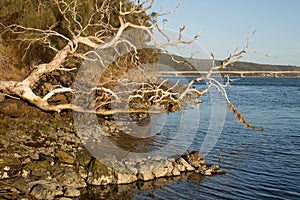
149, 0, 300, 66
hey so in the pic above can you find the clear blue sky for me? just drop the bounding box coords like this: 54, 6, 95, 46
149, 0, 300, 66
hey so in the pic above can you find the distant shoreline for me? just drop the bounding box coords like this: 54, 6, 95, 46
161, 74, 300, 78
159, 71, 300, 78
159, 53, 300, 73
223, 75, 300, 78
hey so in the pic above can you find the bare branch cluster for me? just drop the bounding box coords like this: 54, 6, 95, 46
0, 0, 256, 129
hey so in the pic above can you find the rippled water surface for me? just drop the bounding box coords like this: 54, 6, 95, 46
83, 78, 300, 200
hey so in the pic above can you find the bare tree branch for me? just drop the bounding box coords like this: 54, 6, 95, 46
0, 0, 257, 130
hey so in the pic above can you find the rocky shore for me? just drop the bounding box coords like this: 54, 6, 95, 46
0, 99, 224, 199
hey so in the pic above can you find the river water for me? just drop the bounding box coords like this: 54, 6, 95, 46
82, 78, 300, 199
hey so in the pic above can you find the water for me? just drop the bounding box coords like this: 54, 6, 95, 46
82, 78, 300, 199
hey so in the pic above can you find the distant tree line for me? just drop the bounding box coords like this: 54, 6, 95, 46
158, 53, 299, 72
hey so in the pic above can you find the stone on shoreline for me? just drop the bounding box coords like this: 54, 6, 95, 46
55, 150, 75, 165
177, 157, 195, 171
51, 166, 87, 188
30, 181, 63, 200
172, 166, 181, 176
87, 159, 115, 185
64, 187, 81, 197
137, 163, 155, 181
1, 148, 224, 199
152, 164, 169, 178
82, 151, 224, 184
0, 110, 225, 199
116, 171, 138, 184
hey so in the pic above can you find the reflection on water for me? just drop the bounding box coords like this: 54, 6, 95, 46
80, 172, 204, 200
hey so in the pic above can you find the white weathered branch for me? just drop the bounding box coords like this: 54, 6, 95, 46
92, 87, 121, 102
0, 0, 254, 126
43, 87, 73, 101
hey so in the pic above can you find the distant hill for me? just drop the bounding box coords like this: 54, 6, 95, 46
218, 61, 299, 72
157, 53, 299, 72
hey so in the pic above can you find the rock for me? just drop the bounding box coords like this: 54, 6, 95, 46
0, 93, 5, 103
31, 169, 50, 179
43, 83, 54, 93
1, 171, 9, 179
176, 164, 186, 172
206, 168, 214, 173
0, 137, 9, 149
4, 178, 32, 194
151, 155, 162, 161
199, 165, 207, 172
0, 102, 20, 117
21, 169, 31, 178
24, 160, 52, 179
137, 163, 154, 181
204, 171, 212, 176
115, 171, 137, 184
210, 165, 220, 170
76, 149, 92, 167
172, 166, 181, 176
166, 160, 174, 176
52, 166, 86, 188
190, 161, 201, 168
216, 169, 225, 174
30, 153, 40, 161
126, 154, 146, 165
0, 157, 22, 178
30, 181, 63, 199
116, 161, 125, 168
64, 187, 81, 197
203, 168, 214, 176
167, 157, 176, 163
187, 151, 203, 160
126, 165, 138, 175
78, 166, 88, 179
55, 150, 75, 164
185, 151, 205, 168
137, 171, 154, 181
177, 157, 195, 171
203, 165, 224, 175
87, 159, 115, 185
152, 164, 169, 178
0, 103, 225, 190
200, 159, 206, 165
50, 93, 68, 104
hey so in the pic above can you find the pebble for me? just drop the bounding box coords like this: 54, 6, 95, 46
177, 164, 186, 172
204, 171, 212, 176
64, 187, 81, 197
172, 167, 181, 176
152, 166, 168, 178
116, 171, 138, 184
30, 182, 63, 200
177, 157, 195, 171
21, 169, 30, 178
